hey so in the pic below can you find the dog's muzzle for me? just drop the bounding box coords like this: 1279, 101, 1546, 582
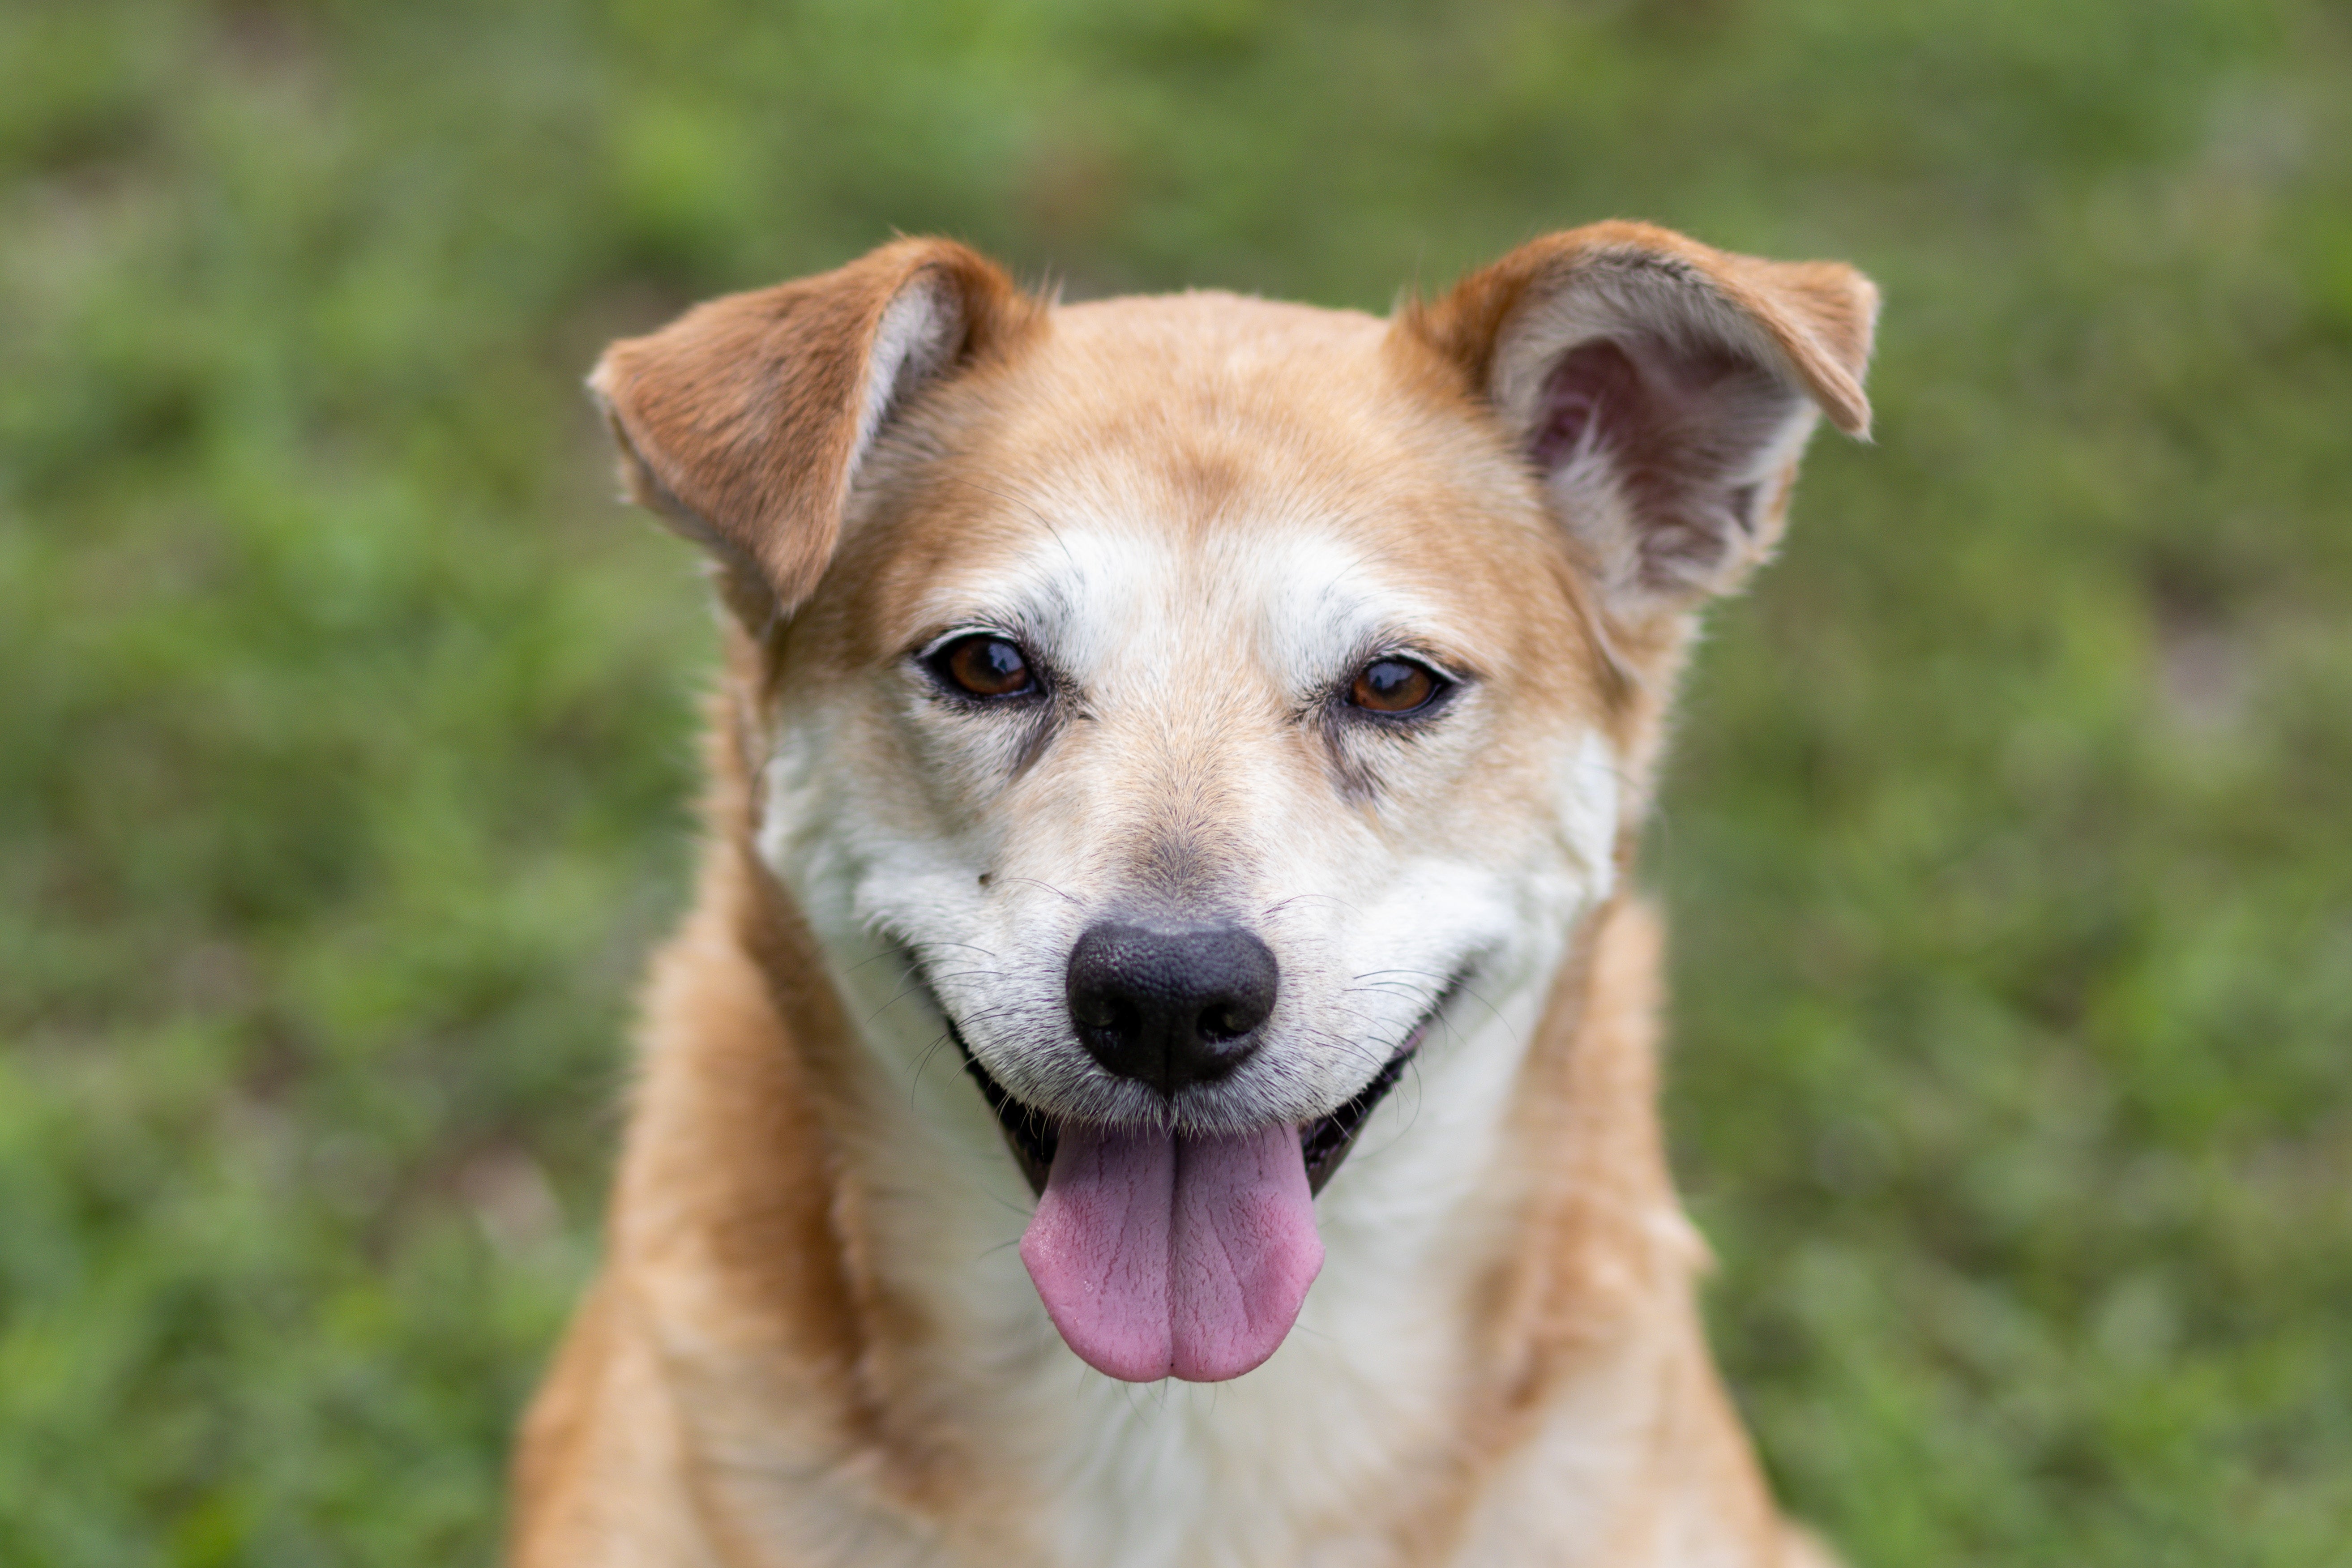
931, 952, 1463, 1381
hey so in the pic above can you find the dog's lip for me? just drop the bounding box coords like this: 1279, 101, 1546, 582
933, 978, 1462, 1201
950, 1026, 1061, 1196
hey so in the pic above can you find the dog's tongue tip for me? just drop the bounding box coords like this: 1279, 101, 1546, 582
1019, 1120, 1321, 1384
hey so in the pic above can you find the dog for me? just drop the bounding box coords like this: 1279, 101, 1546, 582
509, 221, 1876, 1567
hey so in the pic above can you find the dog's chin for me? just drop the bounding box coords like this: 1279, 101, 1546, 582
942, 991, 1455, 1202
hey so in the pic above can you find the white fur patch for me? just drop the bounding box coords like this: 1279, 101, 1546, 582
853, 278, 958, 482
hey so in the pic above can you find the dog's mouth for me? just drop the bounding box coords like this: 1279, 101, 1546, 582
943, 986, 1454, 1202
924, 969, 1460, 1382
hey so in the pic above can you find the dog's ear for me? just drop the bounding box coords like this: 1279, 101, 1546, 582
1403, 222, 1877, 624
590, 238, 1042, 623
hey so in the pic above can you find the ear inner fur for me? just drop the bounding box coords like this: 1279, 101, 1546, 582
588, 239, 1045, 621
1397, 220, 1878, 620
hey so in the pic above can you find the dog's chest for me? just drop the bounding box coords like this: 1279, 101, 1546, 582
976, 1205, 1473, 1568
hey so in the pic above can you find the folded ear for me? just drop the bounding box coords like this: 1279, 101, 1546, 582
1402, 221, 1877, 623
589, 238, 1042, 623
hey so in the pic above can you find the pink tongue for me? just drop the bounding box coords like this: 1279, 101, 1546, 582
1019, 1122, 1322, 1382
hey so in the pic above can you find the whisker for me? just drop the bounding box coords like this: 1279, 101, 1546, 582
1003, 875, 1083, 907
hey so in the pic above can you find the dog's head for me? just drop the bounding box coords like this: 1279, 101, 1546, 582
591, 226, 1874, 1383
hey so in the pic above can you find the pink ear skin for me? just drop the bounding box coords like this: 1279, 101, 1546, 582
1399, 221, 1878, 623
1529, 333, 1795, 598
587, 239, 1045, 624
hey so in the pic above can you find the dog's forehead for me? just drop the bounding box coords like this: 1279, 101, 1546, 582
842, 291, 1574, 679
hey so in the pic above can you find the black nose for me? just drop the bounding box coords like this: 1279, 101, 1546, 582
1066, 922, 1280, 1096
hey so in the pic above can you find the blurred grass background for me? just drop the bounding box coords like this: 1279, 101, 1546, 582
3, 0, 2348, 1561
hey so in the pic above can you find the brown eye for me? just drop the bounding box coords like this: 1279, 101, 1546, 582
934, 634, 1036, 698
1349, 657, 1443, 714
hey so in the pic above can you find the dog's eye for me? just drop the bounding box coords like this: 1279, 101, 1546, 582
1348, 657, 1445, 715
932, 634, 1037, 699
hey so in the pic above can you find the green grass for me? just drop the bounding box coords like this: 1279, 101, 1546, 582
4, 0, 2349, 1561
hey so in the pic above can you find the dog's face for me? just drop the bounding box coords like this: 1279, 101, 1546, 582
770, 294, 1625, 1151
592, 226, 1874, 1381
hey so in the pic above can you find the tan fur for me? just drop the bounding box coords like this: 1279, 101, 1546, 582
513, 225, 1876, 1566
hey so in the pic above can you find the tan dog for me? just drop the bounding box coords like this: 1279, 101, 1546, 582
511, 222, 1876, 1567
